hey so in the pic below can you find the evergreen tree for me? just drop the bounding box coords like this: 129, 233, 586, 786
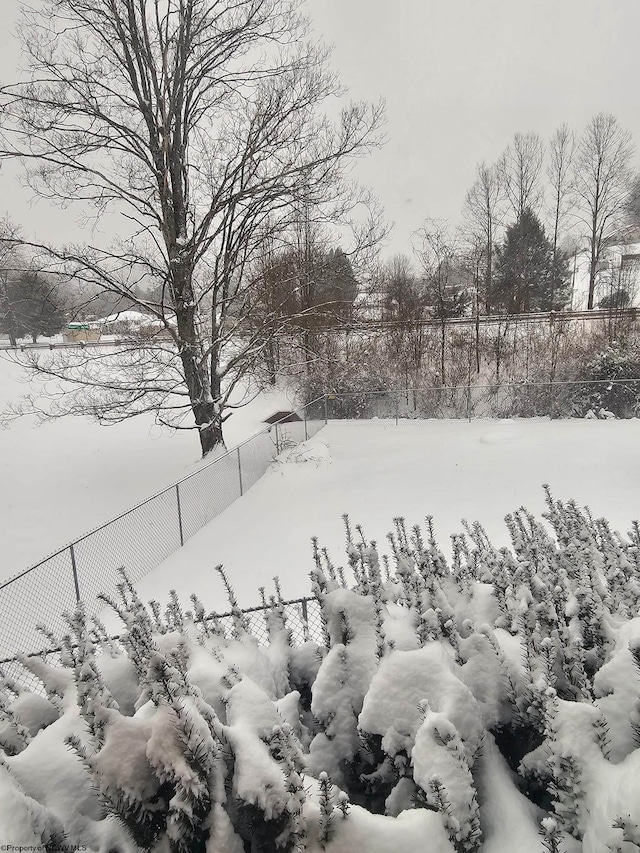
251, 245, 359, 331
494, 209, 570, 313
599, 287, 632, 310
1, 272, 65, 342
314, 248, 359, 324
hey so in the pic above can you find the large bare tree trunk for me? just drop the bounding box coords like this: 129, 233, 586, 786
0, 0, 384, 456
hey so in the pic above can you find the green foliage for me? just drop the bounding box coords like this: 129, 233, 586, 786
430, 287, 471, 320
251, 245, 359, 333
0, 272, 65, 342
494, 209, 571, 313
599, 288, 632, 310
317, 248, 359, 322
568, 344, 640, 417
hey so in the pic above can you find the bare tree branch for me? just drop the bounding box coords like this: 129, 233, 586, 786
0, 0, 385, 455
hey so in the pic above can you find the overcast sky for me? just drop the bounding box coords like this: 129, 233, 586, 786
2, 1, 640, 260
306, 0, 640, 257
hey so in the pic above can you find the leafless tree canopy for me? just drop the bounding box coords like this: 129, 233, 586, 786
0, 0, 385, 454
573, 113, 635, 310
463, 162, 504, 314
547, 123, 576, 259
498, 131, 545, 221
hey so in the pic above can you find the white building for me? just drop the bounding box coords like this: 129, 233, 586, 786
570, 227, 640, 310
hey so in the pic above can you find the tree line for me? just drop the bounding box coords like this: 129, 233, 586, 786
461, 116, 637, 314
0, 0, 638, 455
369, 115, 639, 332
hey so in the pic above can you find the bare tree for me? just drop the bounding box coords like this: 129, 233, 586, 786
0, 0, 384, 455
378, 254, 430, 392
413, 220, 468, 386
0, 217, 25, 347
547, 123, 576, 307
458, 234, 487, 373
462, 161, 504, 314
498, 131, 545, 221
624, 172, 640, 226
573, 113, 635, 310
245, 218, 363, 386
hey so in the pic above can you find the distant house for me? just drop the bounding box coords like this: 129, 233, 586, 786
97, 310, 176, 336
571, 227, 640, 310
62, 321, 102, 343
353, 288, 385, 322
63, 310, 176, 342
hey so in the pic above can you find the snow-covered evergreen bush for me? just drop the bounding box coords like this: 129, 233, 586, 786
6, 490, 640, 851
567, 343, 640, 418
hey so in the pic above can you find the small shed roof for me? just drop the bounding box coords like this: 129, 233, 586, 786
263, 411, 302, 424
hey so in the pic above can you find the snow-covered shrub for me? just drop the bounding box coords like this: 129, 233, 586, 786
301, 333, 395, 420
6, 492, 640, 851
565, 344, 640, 418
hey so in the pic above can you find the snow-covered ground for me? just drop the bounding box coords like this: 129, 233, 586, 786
3, 427, 640, 852
0, 353, 298, 582
2, 345, 639, 612
128, 417, 640, 614
4, 356, 640, 852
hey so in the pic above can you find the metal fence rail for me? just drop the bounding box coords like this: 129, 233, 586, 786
0, 397, 327, 659
2, 376, 637, 666
0, 596, 324, 696
324, 377, 640, 422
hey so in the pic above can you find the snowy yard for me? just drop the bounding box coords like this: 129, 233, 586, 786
0, 353, 298, 582
130, 417, 640, 612
4, 354, 640, 852
2, 340, 639, 627
3, 416, 640, 852
1, 341, 639, 611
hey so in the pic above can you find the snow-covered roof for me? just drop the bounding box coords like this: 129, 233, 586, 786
95, 310, 177, 328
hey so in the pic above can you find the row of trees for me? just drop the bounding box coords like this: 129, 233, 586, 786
0, 223, 66, 344
364, 205, 570, 363
0, 0, 637, 456
373, 115, 638, 327
462, 116, 637, 313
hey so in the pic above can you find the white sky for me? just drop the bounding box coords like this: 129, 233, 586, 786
2, 1, 640, 259
306, 0, 640, 256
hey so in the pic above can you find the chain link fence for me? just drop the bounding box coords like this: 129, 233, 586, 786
0, 596, 325, 696
325, 377, 640, 422
0, 398, 327, 660
2, 377, 636, 678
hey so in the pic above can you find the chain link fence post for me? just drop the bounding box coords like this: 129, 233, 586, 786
303, 407, 308, 441
69, 543, 81, 602
237, 446, 243, 496
176, 483, 184, 546
324, 393, 328, 424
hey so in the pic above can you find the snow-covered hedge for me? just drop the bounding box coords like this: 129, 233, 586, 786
3, 490, 640, 852
567, 344, 640, 419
